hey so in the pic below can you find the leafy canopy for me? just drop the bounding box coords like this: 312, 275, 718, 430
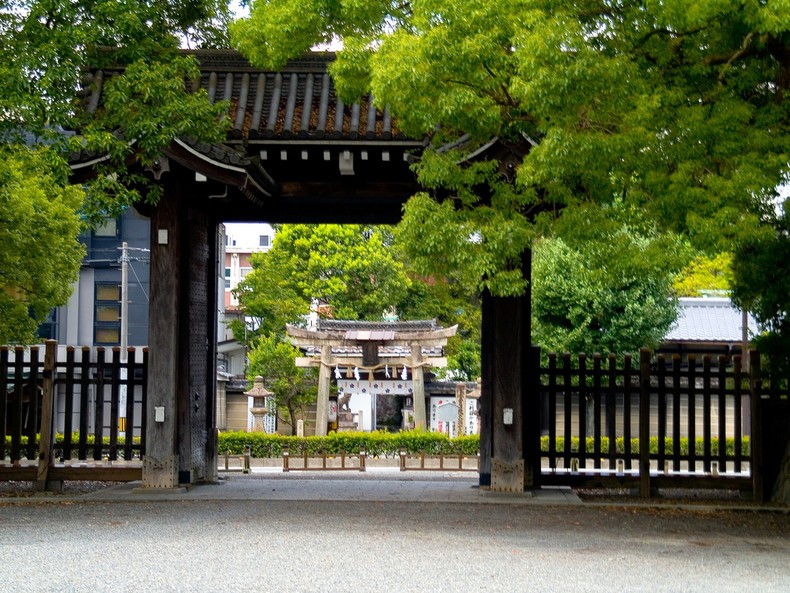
533, 204, 688, 354
0, 1, 233, 341
247, 333, 318, 435
233, 0, 790, 296
235, 223, 482, 378
0, 146, 84, 343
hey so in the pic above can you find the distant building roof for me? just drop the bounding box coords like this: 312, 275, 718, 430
317, 319, 438, 333
664, 297, 758, 343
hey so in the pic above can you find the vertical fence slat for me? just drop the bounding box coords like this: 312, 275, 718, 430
140, 347, 149, 457
578, 353, 588, 469
124, 347, 136, 461
93, 347, 105, 461
0, 347, 8, 460
702, 355, 712, 473
733, 355, 743, 474
606, 354, 617, 464
672, 354, 682, 472
78, 347, 90, 460
623, 354, 633, 470
657, 354, 667, 471
687, 355, 697, 472
548, 353, 557, 470
36, 340, 57, 490
12, 346, 25, 461
108, 348, 121, 461
639, 348, 651, 498
749, 350, 763, 500
717, 355, 727, 472
593, 353, 602, 469
63, 346, 76, 459
563, 353, 572, 468
26, 346, 41, 460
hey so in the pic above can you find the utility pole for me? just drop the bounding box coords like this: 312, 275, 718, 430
119, 242, 129, 437
121, 241, 129, 354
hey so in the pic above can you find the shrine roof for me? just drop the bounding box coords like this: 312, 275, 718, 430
317, 319, 438, 333
78, 50, 410, 144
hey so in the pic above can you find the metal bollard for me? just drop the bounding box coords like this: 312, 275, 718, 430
242, 445, 251, 474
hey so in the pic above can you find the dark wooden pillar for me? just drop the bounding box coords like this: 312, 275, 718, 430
143, 187, 182, 488
479, 250, 536, 491
143, 172, 219, 488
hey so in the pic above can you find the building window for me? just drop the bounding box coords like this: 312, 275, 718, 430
240, 267, 252, 279
94, 218, 118, 238
259, 235, 270, 247
95, 283, 120, 345
224, 267, 231, 289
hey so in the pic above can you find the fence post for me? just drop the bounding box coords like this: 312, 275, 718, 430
749, 350, 764, 501
36, 340, 58, 492
524, 345, 542, 489
639, 348, 652, 498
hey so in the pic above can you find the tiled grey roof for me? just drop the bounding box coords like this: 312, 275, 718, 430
79, 50, 404, 142
317, 319, 438, 332
664, 298, 758, 342
303, 344, 445, 357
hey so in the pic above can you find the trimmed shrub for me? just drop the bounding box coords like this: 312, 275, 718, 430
217, 430, 480, 458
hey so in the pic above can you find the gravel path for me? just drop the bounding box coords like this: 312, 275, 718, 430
1, 494, 788, 593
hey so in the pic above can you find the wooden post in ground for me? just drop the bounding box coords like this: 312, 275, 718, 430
523, 345, 542, 489
36, 340, 58, 492
749, 350, 764, 501
639, 348, 652, 498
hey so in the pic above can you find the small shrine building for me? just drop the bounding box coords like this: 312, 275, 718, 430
287, 319, 458, 435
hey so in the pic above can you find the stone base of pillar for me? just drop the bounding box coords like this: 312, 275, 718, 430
491, 458, 525, 493
140, 455, 179, 489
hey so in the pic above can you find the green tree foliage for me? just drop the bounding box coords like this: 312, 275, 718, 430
673, 253, 734, 297
532, 205, 688, 354
0, 146, 84, 343
731, 203, 790, 371
233, 0, 790, 296
0, 1, 232, 341
235, 223, 482, 378
235, 224, 413, 330
246, 333, 318, 435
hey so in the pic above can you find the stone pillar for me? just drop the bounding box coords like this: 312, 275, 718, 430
314, 345, 332, 436
411, 345, 426, 430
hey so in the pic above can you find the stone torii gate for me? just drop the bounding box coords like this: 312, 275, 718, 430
70, 49, 539, 493
287, 320, 457, 434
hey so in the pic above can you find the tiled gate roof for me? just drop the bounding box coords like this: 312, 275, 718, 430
80, 50, 405, 143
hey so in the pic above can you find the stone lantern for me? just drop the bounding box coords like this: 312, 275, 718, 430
245, 376, 273, 432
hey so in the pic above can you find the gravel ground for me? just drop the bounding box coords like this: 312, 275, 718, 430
0, 496, 788, 593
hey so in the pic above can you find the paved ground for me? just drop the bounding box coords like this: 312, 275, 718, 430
1, 469, 788, 592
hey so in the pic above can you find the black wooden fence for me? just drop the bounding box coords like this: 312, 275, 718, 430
535, 347, 788, 500
3, 340, 788, 499
1, 340, 147, 487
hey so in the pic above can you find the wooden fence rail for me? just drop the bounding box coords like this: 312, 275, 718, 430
3, 340, 788, 498
536, 347, 788, 499
1, 340, 148, 489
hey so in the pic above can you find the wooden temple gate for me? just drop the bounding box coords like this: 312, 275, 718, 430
66, 49, 540, 491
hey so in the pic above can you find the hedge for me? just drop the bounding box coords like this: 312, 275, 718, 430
217, 430, 480, 458
3, 434, 142, 460
3, 432, 751, 460
217, 431, 750, 458
539, 436, 750, 457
